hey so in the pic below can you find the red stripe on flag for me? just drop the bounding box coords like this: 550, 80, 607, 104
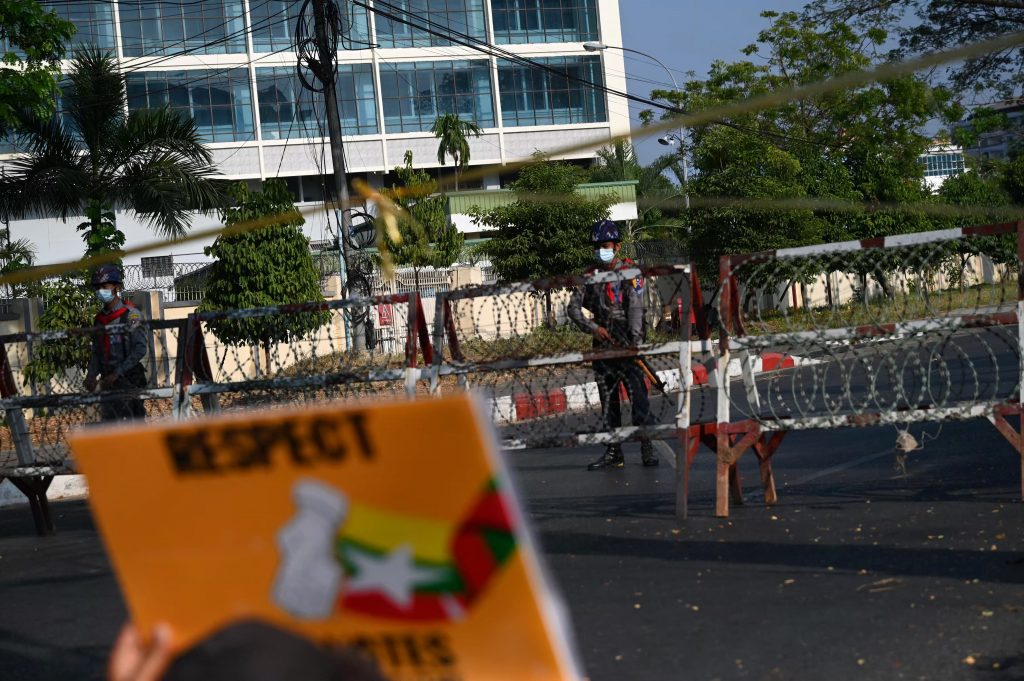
452, 531, 499, 596
341, 591, 452, 622
463, 492, 514, 532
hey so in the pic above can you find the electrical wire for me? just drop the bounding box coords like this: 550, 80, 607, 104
356, 0, 835, 149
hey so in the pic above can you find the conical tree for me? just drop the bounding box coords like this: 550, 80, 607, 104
199, 180, 330, 375
0, 47, 227, 256
431, 112, 482, 191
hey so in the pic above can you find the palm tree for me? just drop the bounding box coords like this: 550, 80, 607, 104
591, 141, 687, 242
0, 48, 227, 256
431, 112, 482, 191
0, 231, 35, 298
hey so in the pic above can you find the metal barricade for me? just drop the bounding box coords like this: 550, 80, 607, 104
427, 265, 703, 515
710, 222, 1024, 517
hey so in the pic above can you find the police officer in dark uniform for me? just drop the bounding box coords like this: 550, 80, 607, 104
83, 265, 150, 421
567, 219, 658, 470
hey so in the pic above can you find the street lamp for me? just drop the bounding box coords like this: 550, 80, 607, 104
657, 134, 689, 209
583, 41, 689, 210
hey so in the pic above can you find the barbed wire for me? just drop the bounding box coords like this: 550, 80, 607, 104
718, 226, 1022, 429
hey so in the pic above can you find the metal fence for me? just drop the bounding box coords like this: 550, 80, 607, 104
121, 262, 213, 302
709, 222, 1024, 517
9, 224, 1024, 534
0, 265, 699, 533
429, 266, 696, 454
0, 320, 186, 470
367, 266, 453, 298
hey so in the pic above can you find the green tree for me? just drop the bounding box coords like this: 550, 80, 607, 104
1000, 153, 1024, 204
805, 0, 1024, 99
431, 112, 482, 191
938, 168, 1014, 227
0, 231, 35, 298
22, 276, 97, 385
589, 141, 686, 243
382, 151, 464, 293
0, 0, 75, 138
473, 155, 612, 323
199, 180, 330, 373
935, 169, 1019, 288
0, 48, 227, 258
644, 11, 956, 295
685, 126, 823, 276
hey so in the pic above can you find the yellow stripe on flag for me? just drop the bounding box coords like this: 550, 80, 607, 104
340, 504, 452, 564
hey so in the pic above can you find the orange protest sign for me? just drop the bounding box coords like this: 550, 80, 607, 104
71, 395, 581, 681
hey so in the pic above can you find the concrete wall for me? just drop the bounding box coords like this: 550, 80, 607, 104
739, 254, 1008, 314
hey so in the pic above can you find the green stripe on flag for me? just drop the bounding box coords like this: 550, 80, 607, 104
482, 528, 516, 564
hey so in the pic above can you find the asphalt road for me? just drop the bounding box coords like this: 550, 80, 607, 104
0, 417, 1022, 681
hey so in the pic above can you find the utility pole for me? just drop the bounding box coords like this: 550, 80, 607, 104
310, 0, 366, 352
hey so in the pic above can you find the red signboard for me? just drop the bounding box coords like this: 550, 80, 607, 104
377, 303, 394, 327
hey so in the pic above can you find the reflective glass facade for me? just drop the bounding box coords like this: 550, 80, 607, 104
256, 64, 378, 139
491, 0, 599, 44
921, 152, 966, 178
498, 56, 606, 126
249, 1, 372, 53
119, 0, 246, 56
375, 0, 487, 48
5, 1, 618, 156
379, 60, 494, 132
40, 1, 116, 56
126, 70, 254, 142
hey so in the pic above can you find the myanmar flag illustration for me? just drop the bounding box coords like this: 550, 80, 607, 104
335, 479, 517, 622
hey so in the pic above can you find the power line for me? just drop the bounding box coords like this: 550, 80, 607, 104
354, 0, 685, 117
33, 0, 832, 159
357, 0, 835, 149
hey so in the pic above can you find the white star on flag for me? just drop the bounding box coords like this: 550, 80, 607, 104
346, 544, 447, 610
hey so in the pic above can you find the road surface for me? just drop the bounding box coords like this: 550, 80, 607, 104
0, 417, 1021, 681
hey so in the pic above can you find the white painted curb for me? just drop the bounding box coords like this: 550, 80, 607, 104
0, 474, 89, 508
489, 354, 819, 424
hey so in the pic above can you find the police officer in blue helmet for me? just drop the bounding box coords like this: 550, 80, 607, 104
83, 265, 150, 421
567, 219, 657, 470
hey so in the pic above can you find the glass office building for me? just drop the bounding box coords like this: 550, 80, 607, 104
1, 0, 630, 266
10, 0, 629, 186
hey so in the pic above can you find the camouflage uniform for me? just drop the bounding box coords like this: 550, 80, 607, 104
567, 258, 654, 435
86, 299, 149, 421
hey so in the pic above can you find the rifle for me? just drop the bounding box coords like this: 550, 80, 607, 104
635, 356, 667, 394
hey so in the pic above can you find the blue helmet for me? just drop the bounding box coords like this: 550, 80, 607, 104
590, 219, 621, 244
92, 264, 123, 287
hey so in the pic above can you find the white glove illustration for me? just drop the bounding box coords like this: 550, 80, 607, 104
271, 479, 349, 619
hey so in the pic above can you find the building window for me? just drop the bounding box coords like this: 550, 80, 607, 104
497, 56, 606, 127
375, 0, 486, 48
379, 60, 494, 133
491, 0, 598, 44
256, 64, 378, 139
40, 1, 116, 55
126, 70, 254, 143
119, 0, 245, 56
250, 1, 371, 53
919, 153, 966, 177
335, 64, 380, 134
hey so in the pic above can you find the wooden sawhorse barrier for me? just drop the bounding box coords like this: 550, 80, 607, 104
678, 421, 787, 518
989, 403, 1024, 502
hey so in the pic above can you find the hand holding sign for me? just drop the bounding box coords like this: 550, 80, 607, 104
108, 624, 174, 681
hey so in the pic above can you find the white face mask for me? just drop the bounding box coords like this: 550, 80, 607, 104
96, 288, 115, 304
596, 248, 615, 264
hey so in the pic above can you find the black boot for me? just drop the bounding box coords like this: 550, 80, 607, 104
588, 444, 624, 470
641, 440, 659, 467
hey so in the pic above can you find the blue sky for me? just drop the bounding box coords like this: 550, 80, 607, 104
618, 0, 810, 163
